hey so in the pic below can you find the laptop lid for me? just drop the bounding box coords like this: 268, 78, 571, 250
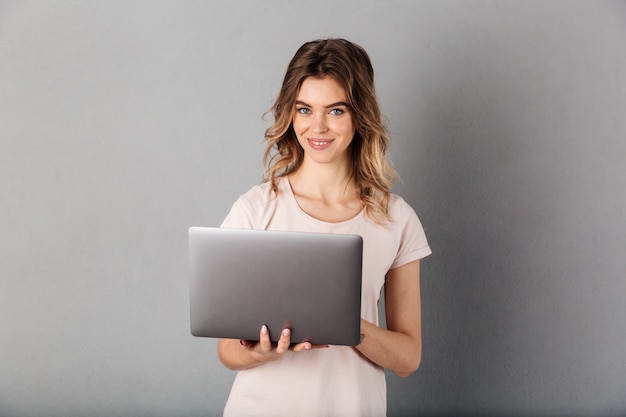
188, 227, 362, 346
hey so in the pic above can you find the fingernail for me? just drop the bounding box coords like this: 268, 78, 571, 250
304, 344, 311, 350
261, 325, 268, 335
282, 328, 290, 337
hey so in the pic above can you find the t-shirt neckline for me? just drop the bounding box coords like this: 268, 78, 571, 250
279, 176, 366, 227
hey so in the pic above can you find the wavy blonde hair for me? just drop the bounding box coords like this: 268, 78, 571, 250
263, 38, 396, 224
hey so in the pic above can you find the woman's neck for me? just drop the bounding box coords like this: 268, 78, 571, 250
291, 158, 355, 197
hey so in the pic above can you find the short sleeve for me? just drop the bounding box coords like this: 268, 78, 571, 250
390, 197, 432, 270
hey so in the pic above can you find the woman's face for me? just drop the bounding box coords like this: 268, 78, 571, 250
292, 76, 356, 169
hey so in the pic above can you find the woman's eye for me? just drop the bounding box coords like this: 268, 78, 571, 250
330, 108, 344, 115
297, 107, 311, 114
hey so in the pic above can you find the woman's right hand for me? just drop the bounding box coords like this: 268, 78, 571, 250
218, 325, 329, 370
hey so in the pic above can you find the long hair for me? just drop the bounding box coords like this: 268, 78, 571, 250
263, 38, 396, 224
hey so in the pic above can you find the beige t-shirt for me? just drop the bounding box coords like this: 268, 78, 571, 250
220, 177, 431, 417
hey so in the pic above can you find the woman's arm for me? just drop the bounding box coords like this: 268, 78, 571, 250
355, 259, 422, 377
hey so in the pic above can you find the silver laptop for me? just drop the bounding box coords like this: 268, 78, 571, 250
188, 227, 363, 346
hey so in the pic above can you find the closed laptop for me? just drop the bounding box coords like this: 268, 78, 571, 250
188, 227, 363, 346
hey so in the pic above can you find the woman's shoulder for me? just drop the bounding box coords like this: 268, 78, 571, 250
237, 180, 275, 205
231, 181, 279, 218
387, 193, 416, 219
222, 180, 281, 229
385, 192, 429, 232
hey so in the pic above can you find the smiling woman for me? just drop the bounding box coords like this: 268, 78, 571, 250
215, 38, 432, 417
263, 38, 397, 225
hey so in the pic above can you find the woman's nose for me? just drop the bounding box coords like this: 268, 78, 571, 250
311, 113, 328, 133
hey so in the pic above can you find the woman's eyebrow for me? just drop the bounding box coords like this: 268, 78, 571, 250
295, 100, 350, 108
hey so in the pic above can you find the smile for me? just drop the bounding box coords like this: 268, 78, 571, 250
308, 138, 334, 150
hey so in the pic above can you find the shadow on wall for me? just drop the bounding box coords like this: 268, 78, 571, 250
386, 19, 626, 415
391, 57, 551, 415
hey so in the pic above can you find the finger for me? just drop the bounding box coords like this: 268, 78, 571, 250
291, 341, 312, 352
292, 342, 329, 352
258, 325, 272, 352
275, 328, 291, 354
312, 344, 330, 349
240, 339, 261, 350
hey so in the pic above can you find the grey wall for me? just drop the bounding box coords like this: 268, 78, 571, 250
1, 1, 624, 416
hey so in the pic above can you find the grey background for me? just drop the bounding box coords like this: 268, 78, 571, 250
1, 1, 625, 416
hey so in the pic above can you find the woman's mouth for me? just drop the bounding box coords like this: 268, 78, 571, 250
308, 138, 333, 150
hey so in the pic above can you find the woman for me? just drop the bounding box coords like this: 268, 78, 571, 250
218, 38, 431, 417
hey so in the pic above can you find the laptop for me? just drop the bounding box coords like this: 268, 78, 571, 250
188, 227, 363, 346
